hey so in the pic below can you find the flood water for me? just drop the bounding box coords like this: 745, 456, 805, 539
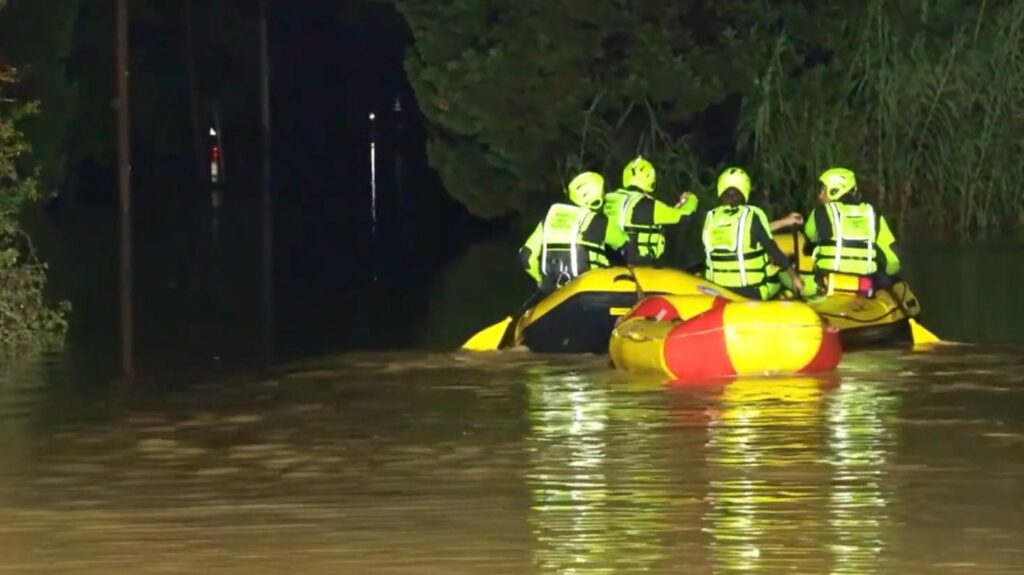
2, 343, 1024, 573
3, 241, 1024, 573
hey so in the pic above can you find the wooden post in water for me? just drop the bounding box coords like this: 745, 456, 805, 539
258, 0, 274, 357
183, 0, 203, 192
182, 0, 206, 350
116, 0, 134, 377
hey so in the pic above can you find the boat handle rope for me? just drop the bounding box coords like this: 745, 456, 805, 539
814, 283, 914, 325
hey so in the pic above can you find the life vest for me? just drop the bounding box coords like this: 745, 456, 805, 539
604, 189, 665, 262
540, 203, 609, 286
813, 202, 877, 276
702, 205, 770, 288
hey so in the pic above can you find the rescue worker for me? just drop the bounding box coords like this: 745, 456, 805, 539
519, 171, 628, 293
603, 156, 699, 265
702, 167, 805, 300
804, 167, 901, 294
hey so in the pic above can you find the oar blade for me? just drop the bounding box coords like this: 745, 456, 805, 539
461, 317, 512, 352
910, 319, 941, 346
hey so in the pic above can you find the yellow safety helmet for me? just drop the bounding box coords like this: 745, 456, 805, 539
818, 167, 857, 201
716, 167, 751, 201
567, 171, 605, 209
622, 156, 656, 193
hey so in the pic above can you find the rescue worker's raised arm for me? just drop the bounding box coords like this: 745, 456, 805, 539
876, 214, 901, 275
518, 223, 543, 283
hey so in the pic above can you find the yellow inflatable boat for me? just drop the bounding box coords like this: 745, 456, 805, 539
609, 295, 842, 380
461, 232, 939, 354
773, 231, 936, 348
461, 266, 746, 353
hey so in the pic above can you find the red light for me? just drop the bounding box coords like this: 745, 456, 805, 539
858, 276, 875, 297
211, 145, 220, 161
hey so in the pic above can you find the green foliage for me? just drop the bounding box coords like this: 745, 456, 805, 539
400, 0, 1024, 241
738, 0, 1024, 241
395, 0, 781, 219
0, 68, 70, 355
0, 0, 81, 193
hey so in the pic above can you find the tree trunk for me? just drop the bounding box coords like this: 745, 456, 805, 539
182, 0, 210, 350
116, 0, 134, 377
184, 0, 203, 192
259, 0, 274, 357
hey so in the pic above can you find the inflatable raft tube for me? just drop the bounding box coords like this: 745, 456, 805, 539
806, 280, 921, 348
774, 230, 932, 347
609, 295, 842, 380
514, 266, 745, 354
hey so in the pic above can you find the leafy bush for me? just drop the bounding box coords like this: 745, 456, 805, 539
0, 67, 69, 355
398, 0, 1024, 241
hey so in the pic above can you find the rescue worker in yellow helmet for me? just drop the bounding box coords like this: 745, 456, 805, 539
603, 156, 699, 265
519, 171, 628, 293
804, 167, 901, 293
702, 167, 805, 300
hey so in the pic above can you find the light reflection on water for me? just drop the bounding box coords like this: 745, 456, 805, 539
704, 377, 834, 573
1, 345, 1024, 573
827, 380, 897, 575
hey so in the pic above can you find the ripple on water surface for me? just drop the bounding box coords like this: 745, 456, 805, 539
1, 345, 1024, 573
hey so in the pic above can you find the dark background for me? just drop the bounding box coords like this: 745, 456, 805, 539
5, 1, 1015, 370
2, 0, 508, 364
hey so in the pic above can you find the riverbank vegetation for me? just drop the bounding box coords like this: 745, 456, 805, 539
0, 69, 69, 354
397, 0, 1024, 242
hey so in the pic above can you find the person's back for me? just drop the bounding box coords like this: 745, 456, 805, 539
804, 167, 900, 293
519, 172, 627, 293
702, 167, 804, 300
603, 156, 698, 265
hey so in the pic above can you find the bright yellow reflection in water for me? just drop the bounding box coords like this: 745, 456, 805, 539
525, 367, 902, 574
527, 369, 613, 574
704, 377, 832, 573
702, 373, 897, 574
525, 368, 674, 574
827, 380, 898, 574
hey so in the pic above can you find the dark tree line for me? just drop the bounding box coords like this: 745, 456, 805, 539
397, 0, 1024, 241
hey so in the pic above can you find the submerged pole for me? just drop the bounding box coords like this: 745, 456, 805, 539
369, 112, 377, 237
115, 0, 134, 377
259, 0, 274, 356
369, 111, 378, 281
393, 96, 405, 249
183, 0, 203, 194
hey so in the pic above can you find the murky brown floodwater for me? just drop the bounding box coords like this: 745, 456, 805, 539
3, 344, 1024, 574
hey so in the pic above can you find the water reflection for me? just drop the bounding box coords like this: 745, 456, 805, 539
2, 345, 1024, 572
703, 377, 834, 573
826, 379, 899, 574
527, 369, 613, 574
526, 366, 682, 574
698, 373, 902, 574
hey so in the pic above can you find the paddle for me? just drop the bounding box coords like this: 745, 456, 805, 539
465, 261, 652, 352
907, 317, 942, 345
625, 264, 646, 299
792, 228, 802, 274
461, 289, 545, 352
788, 227, 809, 301
879, 284, 941, 345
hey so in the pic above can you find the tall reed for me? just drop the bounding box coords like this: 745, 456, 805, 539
735, 0, 1024, 242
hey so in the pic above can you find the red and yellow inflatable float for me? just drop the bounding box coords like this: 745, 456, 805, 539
609, 295, 842, 380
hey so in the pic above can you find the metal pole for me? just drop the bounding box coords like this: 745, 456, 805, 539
116, 0, 134, 377
369, 112, 377, 237
393, 97, 404, 245
259, 0, 274, 356
184, 0, 203, 192
369, 111, 379, 281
